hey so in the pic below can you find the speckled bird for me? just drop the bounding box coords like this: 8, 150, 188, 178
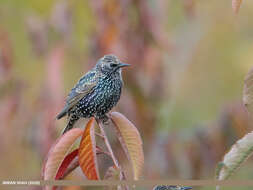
56, 54, 130, 134
153, 186, 192, 190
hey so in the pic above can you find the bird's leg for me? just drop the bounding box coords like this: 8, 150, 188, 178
100, 114, 110, 125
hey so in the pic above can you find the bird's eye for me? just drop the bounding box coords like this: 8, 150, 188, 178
110, 63, 118, 67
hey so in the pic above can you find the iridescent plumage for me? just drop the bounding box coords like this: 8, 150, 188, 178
57, 54, 129, 134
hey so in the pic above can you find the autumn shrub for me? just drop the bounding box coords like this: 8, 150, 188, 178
42, 112, 144, 190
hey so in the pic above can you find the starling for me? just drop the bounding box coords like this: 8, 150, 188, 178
57, 54, 130, 134
153, 186, 192, 190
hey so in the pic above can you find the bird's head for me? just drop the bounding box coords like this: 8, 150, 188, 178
96, 54, 130, 75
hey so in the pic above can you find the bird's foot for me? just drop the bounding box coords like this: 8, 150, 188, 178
100, 115, 110, 125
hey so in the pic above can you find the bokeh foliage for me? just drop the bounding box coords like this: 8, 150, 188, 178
1, 0, 253, 190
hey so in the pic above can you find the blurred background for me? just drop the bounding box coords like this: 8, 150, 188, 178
1, 0, 253, 190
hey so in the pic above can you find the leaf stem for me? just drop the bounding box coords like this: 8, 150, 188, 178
96, 119, 120, 169
96, 119, 128, 190
95, 132, 105, 139
96, 146, 112, 157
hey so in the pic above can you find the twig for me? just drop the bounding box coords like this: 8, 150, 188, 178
95, 132, 105, 139
110, 117, 132, 168
96, 145, 112, 157
96, 119, 129, 190
96, 119, 120, 168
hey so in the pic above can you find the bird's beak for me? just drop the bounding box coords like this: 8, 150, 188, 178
119, 62, 130, 68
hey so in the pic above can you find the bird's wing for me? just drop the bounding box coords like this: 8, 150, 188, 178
56, 70, 98, 119
66, 70, 98, 108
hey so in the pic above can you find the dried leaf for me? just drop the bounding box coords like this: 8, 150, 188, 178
216, 131, 253, 189
78, 118, 100, 180
42, 128, 83, 190
110, 112, 144, 180
232, 0, 243, 14
243, 67, 253, 115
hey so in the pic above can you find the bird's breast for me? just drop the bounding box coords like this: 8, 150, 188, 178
97, 77, 121, 102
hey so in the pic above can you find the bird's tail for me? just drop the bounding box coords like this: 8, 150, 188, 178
61, 114, 79, 134
56, 106, 68, 120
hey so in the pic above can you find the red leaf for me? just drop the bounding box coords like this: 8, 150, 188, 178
78, 118, 100, 180
52, 149, 79, 190
42, 128, 83, 190
55, 149, 79, 180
